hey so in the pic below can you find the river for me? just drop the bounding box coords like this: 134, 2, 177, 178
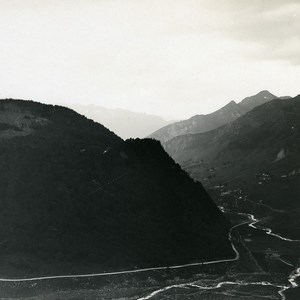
137, 211, 300, 300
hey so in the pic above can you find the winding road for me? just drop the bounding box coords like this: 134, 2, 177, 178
0, 219, 242, 283
0, 211, 299, 300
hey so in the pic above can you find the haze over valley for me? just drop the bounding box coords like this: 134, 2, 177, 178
70, 104, 173, 140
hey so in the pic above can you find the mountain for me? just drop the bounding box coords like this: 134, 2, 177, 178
70, 104, 171, 139
239, 90, 278, 112
149, 100, 246, 144
0, 99, 233, 277
149, 90, 278, 144
164, 95, 300, 237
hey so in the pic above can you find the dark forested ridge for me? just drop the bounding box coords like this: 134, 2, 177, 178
0, 99, 233, 277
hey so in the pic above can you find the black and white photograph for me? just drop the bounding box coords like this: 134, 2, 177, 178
0, 1, 300, 299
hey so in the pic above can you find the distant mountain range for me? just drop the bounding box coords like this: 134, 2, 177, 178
149, 90, 279, 143
164, 95, 300, 238
0, 99, 233, 277
70, 104, 172, 140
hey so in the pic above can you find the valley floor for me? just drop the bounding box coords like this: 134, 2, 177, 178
1, 206, 300, 300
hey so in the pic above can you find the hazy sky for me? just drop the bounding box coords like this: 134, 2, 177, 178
0, 0, 299, 119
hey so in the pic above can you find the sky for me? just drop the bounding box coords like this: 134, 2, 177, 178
0, 0, 299, 119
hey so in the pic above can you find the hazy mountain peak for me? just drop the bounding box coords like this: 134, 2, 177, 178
149, 90, 280, 144
239, 90, 278, 112
227, 100, 237, 105
257, 89, 272, 95
220, 100, 241, 111
70, 104, 170, 139
164, 95, 300, 171
149, 99, 245, 143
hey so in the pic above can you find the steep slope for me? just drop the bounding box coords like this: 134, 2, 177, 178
0, 99, 233, 277
149, 91, 277, 144
165, 96, 300, 180
165, 96, 300, 215
149, 100, 246, 144
239, 90, 278, 112
71, 104, 170, 139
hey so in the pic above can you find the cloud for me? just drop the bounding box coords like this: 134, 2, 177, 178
201, 1, 300, 64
